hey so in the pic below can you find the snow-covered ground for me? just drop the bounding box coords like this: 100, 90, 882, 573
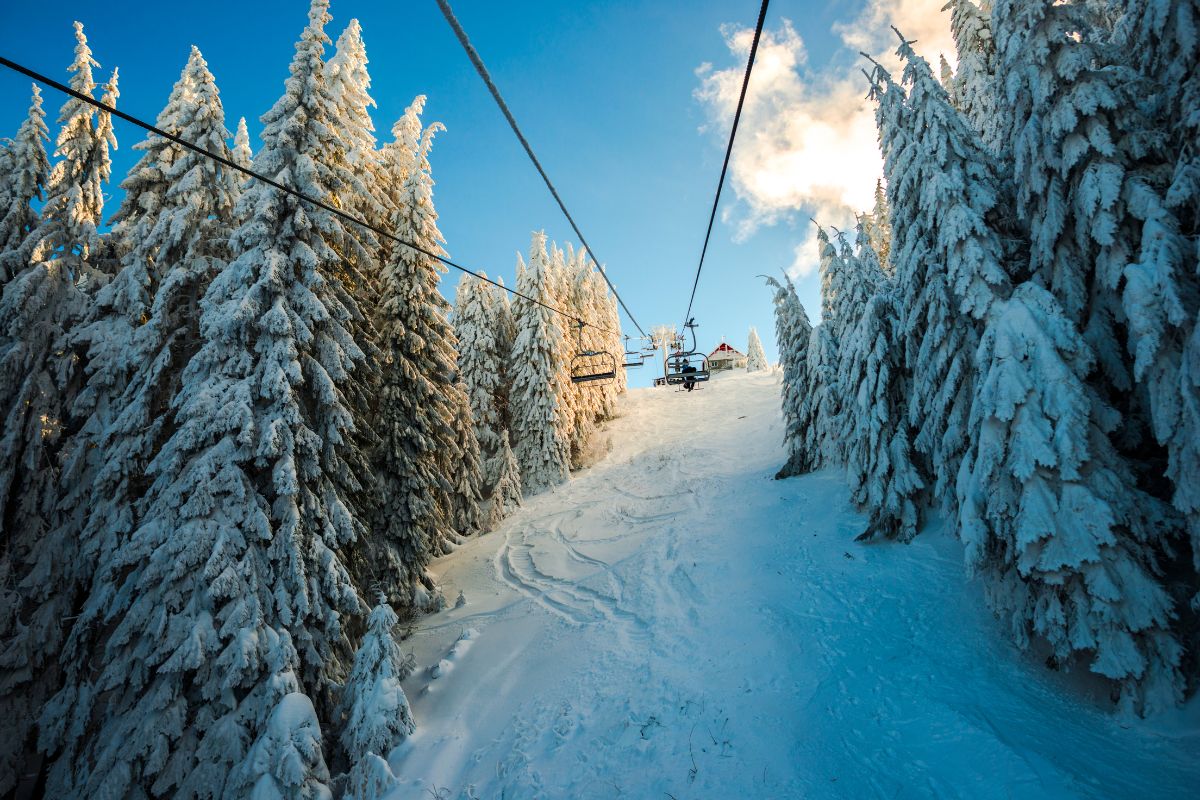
389, 370, 1200, 799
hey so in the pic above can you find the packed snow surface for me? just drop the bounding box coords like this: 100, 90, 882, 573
390, 371, 1199, 799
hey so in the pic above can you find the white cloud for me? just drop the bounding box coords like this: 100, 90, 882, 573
695, 0, 956, 262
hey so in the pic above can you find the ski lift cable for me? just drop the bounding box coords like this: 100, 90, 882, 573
0, 54, 621, 337
433, 0, 648, 339
680, 0, 770, 330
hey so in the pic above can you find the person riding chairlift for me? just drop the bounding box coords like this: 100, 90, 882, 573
682, 361, 698, 392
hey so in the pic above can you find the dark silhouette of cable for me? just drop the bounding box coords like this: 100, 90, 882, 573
682, 0, 770, 329
0, 53, 622, 335
434, 0, 648, 339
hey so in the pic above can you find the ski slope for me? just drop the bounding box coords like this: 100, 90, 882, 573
388, 371, 1200, 799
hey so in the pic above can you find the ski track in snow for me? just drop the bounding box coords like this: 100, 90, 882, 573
388, 372, 1200, 800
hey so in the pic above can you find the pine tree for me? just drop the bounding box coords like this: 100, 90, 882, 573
944, 0, 1004, 156
0, 26, 117, 793
0, 85, 49, 285
861, 179, 892, 274
764, 273, 815, 478
958, 283, 1184, 714
231, 116, 253, 171
938, 53, 957, 104
1114, 0, 1200, 596
454, 272, 503, 469
510, 236, 571, 493
869, 25, 1190, 712
36, 48, 242, 792
839, 285, 924, 541
486, 429, 523, 529
872, 55, 977, 514
47, 4, 373, 793
325, 16, 384, 311
339, 598, 415, 798
232, 688, 333, 799
447, 384, 486, 536
745, 326, 768, 371
548, 244, 585, 466
994, 0, 1200, 596
372, 95, 477, 607
491, 275, 517, 434
807, 227, 845, 464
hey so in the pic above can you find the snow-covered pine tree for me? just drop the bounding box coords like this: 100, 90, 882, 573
872, 54, 977, 514
994, 0, 1200, 587
833, 222, 887, 443
372, 109, 463, 597
312, 17, 384, 542
454, 272, 503, 474
510, 236, 571, 493
486, 429, 523, 529
805, 227, 844, 465
0, 85, 49, 285
231, 116, 253, 171
325, 17, 384, 311
36, 48, 241, 790
1114, 0, 1200, 596
0, 26, 117, 793
958, 283, 1184, 714
491, 274, 517, 433
861, 179, 892, 274
944, 0, 1004, 156
548, 243, 587, 466
45, 4, 374, 794
764, 273, 816, 478
746, 326, 768, 372
839, 284, 924, 542
878, 25, 1188, 712
339, 598, 415, 797
369, 122, 453, 592
231, 686, 333, 799
938, 53, 957, 104
447, 382, 486, 537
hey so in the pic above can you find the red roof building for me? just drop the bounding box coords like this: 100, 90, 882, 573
707, 341, 747, 371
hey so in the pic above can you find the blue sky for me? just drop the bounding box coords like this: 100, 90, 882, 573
0, 0, 954, 388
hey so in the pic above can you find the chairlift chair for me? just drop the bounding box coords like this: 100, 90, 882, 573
622, 336, 646, 368
663, 318, 710, 387
570, 320, 617, 385
664, 352, 710, 385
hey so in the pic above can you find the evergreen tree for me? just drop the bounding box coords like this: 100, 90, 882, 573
958, 283, 1184, 714
491, 274, 517, 434
764, 273, 815, 478
510, 236, 571, 493
840, 285, 924, 541
807, 227, 844, 464
47, 4, 372, 793
454, 272, 503, 465
745, 326, 768, 371
231, 116, 253, 171
325, 16, 384, 312
372, 94, 477, 607
0, 85, 49, 284
994, 0, 1200, 590
944, 0, 1004, 156
231, 688, 333, 799
1115, 0, 1200, 593
0, 26, 117, 793
339, 598, 414, 798
763, 275, 811, 474
486, 429, 523, 529
873, 55, 977, 514
861, 180, 892, 274
37, 47, 241, 792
